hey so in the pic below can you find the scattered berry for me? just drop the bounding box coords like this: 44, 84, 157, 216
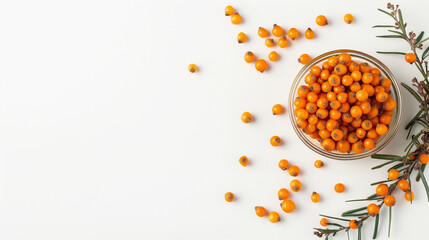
237, 32, 247, 43
225, 192, 235, 202
344, 14, 354, 24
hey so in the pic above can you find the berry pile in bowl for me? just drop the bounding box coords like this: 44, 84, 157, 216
289, 49, 402, 160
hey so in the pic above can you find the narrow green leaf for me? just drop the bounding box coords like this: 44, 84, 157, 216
423, 46, 429, 60
376, 51, 406, 55
367, 193, 378, 199
342, 213, 368, 217
371, 154, 401, 160
313, 228, 339, 233
418, 167, 429, 201
401, 82, 423, 103
398, 9, 405, 30
417, 164, 427, 182
319, 214, 351, 222
372, 25, 396, 28
372, 157, 404, 170
358, 224, 362, 240
406, 109, 424, 129
342, 206, 367, 215
388, 207, 392, 237
373, 214, 379, 239
388, 162, 406, 171
404, 132, 422, 153
416, 37, 429, 46
370, 179, 392, 186
327, 223, 344, 228
378, 8, 395, 19
387, 30, 404, 36
346, 197, 384, 202
376, 35, 404, 39
416, 31, 425, 43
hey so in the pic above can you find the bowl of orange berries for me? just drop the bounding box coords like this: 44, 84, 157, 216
289, 49, 402, 160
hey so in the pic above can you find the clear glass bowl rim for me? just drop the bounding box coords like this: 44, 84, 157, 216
288, 49, 403, 160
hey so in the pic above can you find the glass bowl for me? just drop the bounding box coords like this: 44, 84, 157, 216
288, 49, 402, 160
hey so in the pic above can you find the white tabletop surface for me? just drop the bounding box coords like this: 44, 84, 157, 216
0, 0, 428, 239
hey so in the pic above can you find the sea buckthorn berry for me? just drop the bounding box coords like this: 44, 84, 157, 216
278, 188, 290, 200
294, 97, 307, 108
288, 165, 300, 177
316, 15, 328, 26
239, 156, 248, 167
362, 84, 375, 96
269, 51, 279, 61
383, 99, 396, 111
255, 59, 268, 72
376, 124, 388, 135
310, 66, 322, 76
349, 61, 360, 72
278, 36, 289, 48
244, 51, 255, 63
356, 90, 369, 102
327, 56, 338, 67
344, 14, 354, 24
337, 139, 351, 153
296, 109, 309, 119
351, 118, 362, 128
241, 112, 252, 123
326, 92, 337, 101
321, 70, 330, 80
298, 54, 311, 65
314, 160, 324, 168
319, 129, 331, 139
398, 179, 410, 191
405, 53, 417, 64
340, 102, 351, 113
307, 92, 319, 102
333, 85, 345, 94
265, 38, 275, 48
188, 64, 197, 73
367, 129, 378, 139
350, 106, 363, 119
367, 107, 379, 119
380, 78, 392, 89
309, 83, 321, 93
225, 192, 235, 202
268, 211, 280, 223
258, 27, 269, 38
308, 114, 318, 125
329, 109, 341, 120
420, 153, 429, 164
349, 220, 359, 229
334, 183, 345, 193
372, 75, 381, 86
296, 118, 308, 129
364, 138, 376, 150
384, 195, 396, 207
337, 92, 348, 103
322, 138, 335, 152
278, 159, 289, 170
320, 218, 328, 226
311, 192, 320, 203
270, 136, 282, 146
272, 104, 284, 115
331, 129, 343, 141
355, 128, 366, 139
367, 203, 380, 216
376, 184, 389, 196
306, 102, 317, 113
342, 112, 353, 123
328, 74, 341, 86
379, 114, 391, 125
405, 191, 415, 201
387, 170, 399, 182
237, 32, 247, 43
350, 82, 361, 92
272, 24, 284, 37
362, 73, 373, 84
409, 153, 416, 160
255, 206, 267, 217
359, 62, 371, 73
281, 199, 296, 213
225, 6, 235, 16
351, 141, 364, 153
376, 92, 388, 102
330, 100, 341, 110
347, 132, 358, 143
317, 120, 327, 130
297, 85, 310, 98
288, 28, 299, 40
361, 120, 373, 130
317, 97, 329, 109
334, 64, 347, 76
342, 75, 354, 86
231, 13, 241, 24
326, 119, 339, 131
351, 71, 362, 81
322, 82, 333, 93
305, 73, 317, 84
305, 28, 315, 39
338, 53, 352, 65
290, 179, 302, 192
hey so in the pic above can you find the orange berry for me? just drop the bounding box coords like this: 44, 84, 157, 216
305, 28, 315, 39
241, 112, 252, 123
237, 32, 247, 43
388, 169, 399, 180
268, 211, 280, 223
383, 99, 396, 111
316, 15, 328, 26
287, 28, 299, 40
342, 75, 354, 86
265, 38, 275, 48
350, 106, 363, 119
360, 62, 371, 73
405, 191, 415, 201
239, 156, 248, 167
311, 192, 320, 203
244, 51, 255, 63
225, 192, 235, 202
278, 159, 289, 170
281, 199, 296, 213
328, 74, 341, 86
379, 114, 392, 125
376, 124, 389, 135
420, 153, 429, 164
344, 14, 354, 24
224, 6, 235, 16
364, 138, 376, 150
337, 139, 351, 153
334, 64, 348, 76
384, 195, 396, 207
334, 183, 345, 193
322, 138, 335, 152
298, 54, 311, 65
272, 104, 284, 115
288, 165, 300, 177
314, 160, 324, 168
320, 218, 328, 226
258, 27, 269, 38
188, 64, 197, 73
327, 56, 338, 67
270, 136, 281, 146
376, 184, 389, 196
398, 179, 410, 191
331, 129, 343, 141
278, 36, 289, 48
349, 61, 360, 72
367, 203, 380, 216
376, 92, 388, 102
255, 206, 267, 217
356, 90, 369, 102
278, 188, 290, 200
255, 59, 268, 72
290, 179, 302, 192
362, 73, 374, 84
231, 13, 241, 25
405, 53, 417, 64
272, 24, 284, 37
349, 220, 359, 229
269, 51, 279, 61
338, 53, 352, 65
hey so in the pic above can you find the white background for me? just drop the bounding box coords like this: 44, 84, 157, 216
0, 0, 428, 239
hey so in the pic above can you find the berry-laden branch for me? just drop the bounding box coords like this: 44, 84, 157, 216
314, 3, 429, 239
